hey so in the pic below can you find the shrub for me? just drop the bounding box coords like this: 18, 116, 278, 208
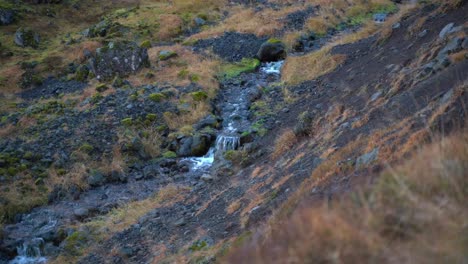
272, 129, 297, 159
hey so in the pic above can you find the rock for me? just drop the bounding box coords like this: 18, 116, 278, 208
14, 28, 40, 48
143, 164, 159, 179
257, 39, 287, 62
201, 174, 214, 181
293, 32, 316, 52
370, 91, 382, 102
87, 170, 105, 187
438, 37, 464, 58
392, 22, 401, 29
418, 29, 428, 38
439, 23, 454, 39
194, 115, 219, 130
89, 41, 149, 80
119, 246, 135, 258
158, 50, 177, 61
83, 19, 121, 38
191, 134, 211, 156
174, 218, 186, 227
194, 17, 206, 27
0, 8, 15, 25
176, 137, 193, 157
373, 13, 387, 23
356, 148, 379, 168
73, 208, 90, 219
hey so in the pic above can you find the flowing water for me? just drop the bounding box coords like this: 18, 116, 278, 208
9, 238, 47, 264
184, 60, 284, 172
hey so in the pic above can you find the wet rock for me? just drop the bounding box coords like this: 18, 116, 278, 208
14, 28, 40, 48
158, 50, 177, 61
176, 137, 193, 157
257, 40, 287, 62
0, 8, 15, 25
89, 41, 149, 80
356, 148, 379, 168
191, 134, 211, 156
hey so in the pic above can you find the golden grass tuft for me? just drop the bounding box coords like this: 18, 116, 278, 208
272, 129, 298, 159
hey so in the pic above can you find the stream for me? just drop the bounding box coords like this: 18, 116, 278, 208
2, 60, 284, 264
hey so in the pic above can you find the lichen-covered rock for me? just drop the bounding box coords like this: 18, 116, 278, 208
88, 41, 150, 80
0, 8, 15, 25
83, 20, 122, 38
257, 39, 287, 62
14, 28, 40, 48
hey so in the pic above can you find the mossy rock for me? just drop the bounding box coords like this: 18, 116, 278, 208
158, 50, 178, 61
14, 28, 40, 48
149, 93, 165, 102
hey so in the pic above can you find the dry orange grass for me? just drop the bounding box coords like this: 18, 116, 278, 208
190, 5, 300, 39
282, 46, 346, 85
272, 129, 298, 159
147, 45, 220, 93
226, 131, 468, 264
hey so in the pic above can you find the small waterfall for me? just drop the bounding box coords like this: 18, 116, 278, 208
260, 60, 284, 74
10, 238, 47, 264
216, 135, 240, 152
185, 147, 215, 171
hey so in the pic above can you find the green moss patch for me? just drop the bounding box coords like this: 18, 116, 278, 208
218, 58, 260, 80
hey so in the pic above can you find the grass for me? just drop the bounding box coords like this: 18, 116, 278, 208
272, 129, 297, 159
282, 46, 346, 85
225, 130, 468, 263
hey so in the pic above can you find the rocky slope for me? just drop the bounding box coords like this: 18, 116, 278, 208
0, 0, 467, 263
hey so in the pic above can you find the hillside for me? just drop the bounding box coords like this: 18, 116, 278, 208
0, 0, 467, 263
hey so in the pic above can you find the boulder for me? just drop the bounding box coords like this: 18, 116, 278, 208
14, 28, 40, 48
88, 41, 149, 80
191, 134, 211, 156
439, 23, 454, 39
0, 8, 15, 25
257, 39, 287, 62
294, 111, 314, 136
87, 170, 105, 187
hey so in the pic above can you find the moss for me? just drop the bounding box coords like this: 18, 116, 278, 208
121, 117, 133, 126
140, 40, 151, 48
79, 143, 94, 153
112, 76, 124, 87
149, 93, 165, 102
162, 151, 177, 159
267, 38, 283, 44
191, 91, 208, 102
90, 93, 104, 104
63, 231, 89, 256
146, 113, 157, 122
189, 74, 200, 82
218, 58, 260, 80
